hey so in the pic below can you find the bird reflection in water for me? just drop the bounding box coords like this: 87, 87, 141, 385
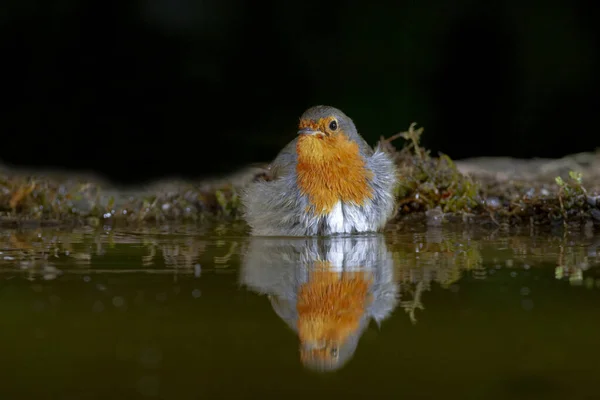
240, 234, 399, 372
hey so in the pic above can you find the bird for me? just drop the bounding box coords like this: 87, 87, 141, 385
242, 105, 398, 236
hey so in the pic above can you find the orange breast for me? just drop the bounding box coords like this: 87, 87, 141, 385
296, 133, 373, 215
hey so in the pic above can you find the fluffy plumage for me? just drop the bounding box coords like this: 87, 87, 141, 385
242, 105, 398, 236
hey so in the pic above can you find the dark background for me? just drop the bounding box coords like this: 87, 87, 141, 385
1, 0, 598, 184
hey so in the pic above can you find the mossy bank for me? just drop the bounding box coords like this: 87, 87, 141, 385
2, 125, 600, 231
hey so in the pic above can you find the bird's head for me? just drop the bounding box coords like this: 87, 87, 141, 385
295, 105, 366, 166
297, 105, 359, 141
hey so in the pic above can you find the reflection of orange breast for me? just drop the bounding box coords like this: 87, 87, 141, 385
296, 261, 373, 355
296, 133, 373, 215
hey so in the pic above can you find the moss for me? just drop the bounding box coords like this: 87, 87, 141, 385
378, 123, 600, 230
378, 123, 482, 218
0, 172, 245, 228
555, 171, 590, 222
1, 124, 599, 229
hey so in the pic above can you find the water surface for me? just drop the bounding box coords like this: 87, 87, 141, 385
1, 223, 600, 399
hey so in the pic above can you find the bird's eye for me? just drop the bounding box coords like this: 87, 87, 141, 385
329, 120, 338, 131
330, 347, 338, 357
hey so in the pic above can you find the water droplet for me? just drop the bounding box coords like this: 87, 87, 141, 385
31, 284, 43, 293
585, 277, 594, 289
194, 264, 201, 278
485, 197, 501, 208
192, 289, 201, 298
523, 264, 530, 270
83, 276, 91, 283
580, 262, 590, 271
520, 287, 530, 296
521, 299, 534, 311
43, 273, 57, 281
112, 296, 125, 308
96, 284, 107, 291
449, 284, 460, 293
510, 271, 517, 278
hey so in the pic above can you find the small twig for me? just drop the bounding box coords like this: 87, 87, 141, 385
382, 131, 405, 144
400, 281, 425, 324
382, 122, 424, 161
214, 241, 238, 267
405, 122, 423, 161
557, 187, 568, 228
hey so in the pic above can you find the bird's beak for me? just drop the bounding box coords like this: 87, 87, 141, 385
298, 128, 323, 136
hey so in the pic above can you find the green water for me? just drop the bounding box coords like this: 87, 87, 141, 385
1, 223, 600, 399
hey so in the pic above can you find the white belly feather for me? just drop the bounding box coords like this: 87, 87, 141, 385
325, 201, 371, 235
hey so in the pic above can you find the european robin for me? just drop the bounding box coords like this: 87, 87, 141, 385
242, 105, 398, 236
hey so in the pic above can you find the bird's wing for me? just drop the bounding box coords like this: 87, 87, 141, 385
269, 137, 298, 179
